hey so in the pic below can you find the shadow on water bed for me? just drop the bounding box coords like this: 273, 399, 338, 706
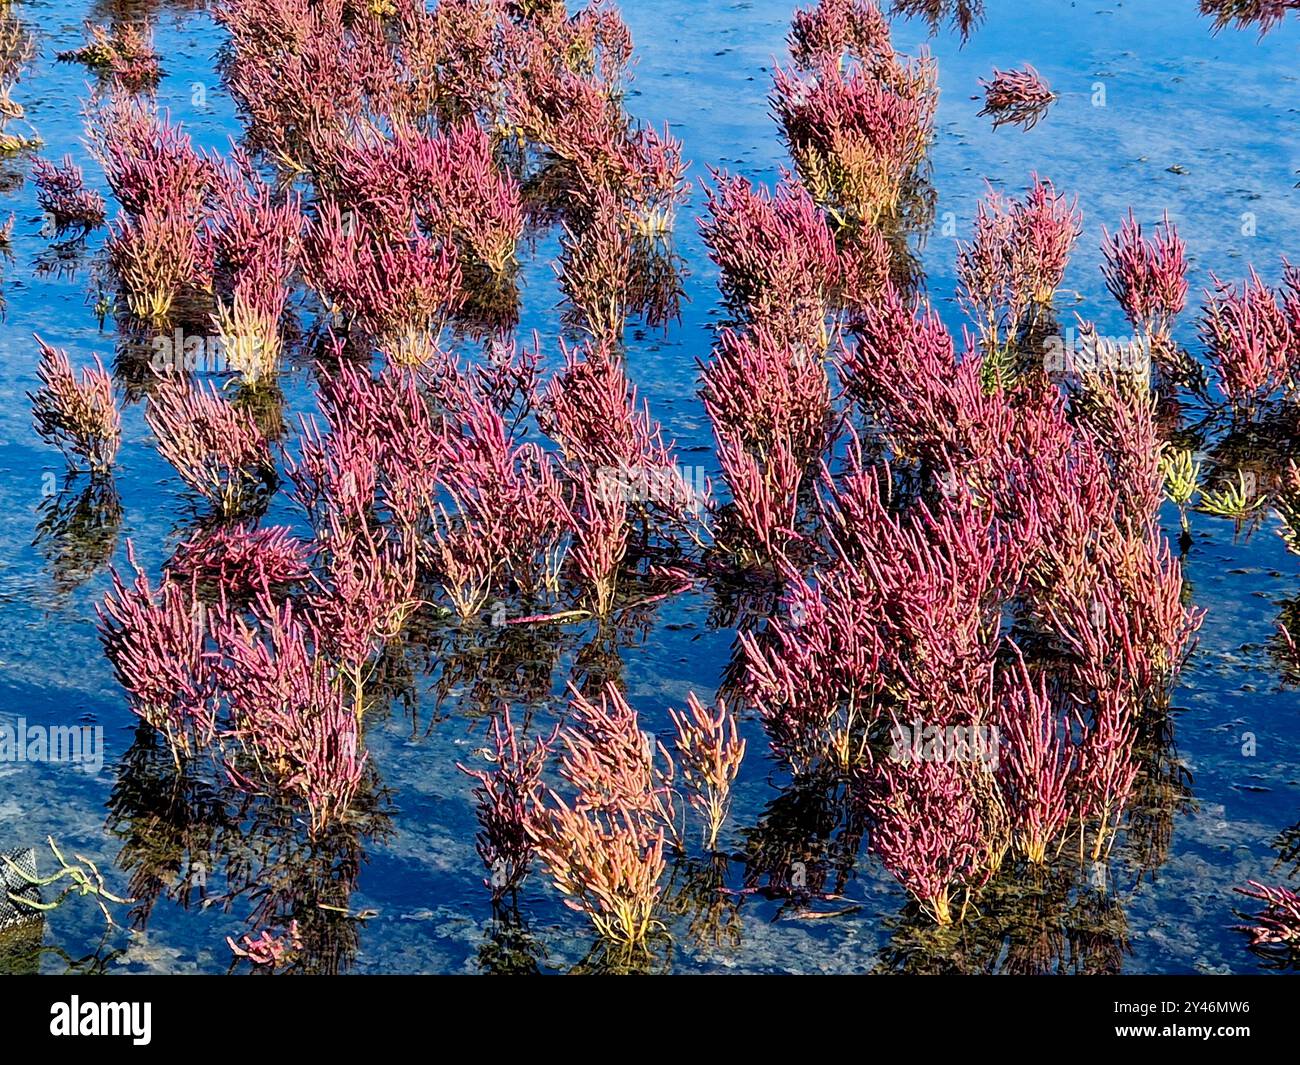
0, 0, 1298, 975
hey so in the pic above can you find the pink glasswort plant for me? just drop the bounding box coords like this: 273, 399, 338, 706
457, 709, 558, 901
88, 94, 217, 221
98, 544, 215, 761
214, 597, 367, 835
109, 206, 209, 324
1234, 881, 1300, 962
788, 0, 893, 70
1201, 0, 1300, 37
1199, 266, 1294, 413
29, 340, 120, 475
668, 693, 746, 850
554, 684, 678, 835
700, 322, 833, 566
957, 176, 1082, 365
102, 545, 367, 837
997, 659, 1074, 865
530, 800, 667, 948
540, 342, 704, 594
145, 375, 273, 516
556, 187, 634, 343
305, 203, 462, 367
869, 758, 989, 926
228, 920, 302, 968
1101, 210, 1189, 338
90, 97, 217, 322
418, 120, 523, 275
431, 384, 569, 614
290, 358, 446, 535
699, 171, 841, 349
540, 340, 688, 519
738, 144, 1201, 920
206, 158, 303, 386
167, 524, 312, 599
567, 476, 630, 616
286, 363, 427, 700
978, 64, 1056, 130
323, 121, 523, 275
57, 23, 162, 92
702, 326, 834, 473
530, 684, 674, 947
32, 156, 106, 235
772, 8, 937, 227
713, 428, 803, 568
310, 505, 420, 717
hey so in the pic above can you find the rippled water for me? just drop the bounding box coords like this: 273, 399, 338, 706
1, 0, 1298, 974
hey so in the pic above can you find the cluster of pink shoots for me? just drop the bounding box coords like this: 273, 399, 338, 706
699, 173, 844, 346
62, 0, 697, 440
1198, 262, 1300, 413
697, 171, 885, 564
207, 155, 303, 385
457, 710, 558, 901
740, 358, 1197, 919
57, 22, 162, 92
91, 354, 440, 832
458, 683, 744, 947
1099, 209, 1218, 390
892, 0, 985, 39
555, 189, 637, 343
144, 375, 273, 516
167, 524, 313, 598
95, 277, 703, 841
29, 340, 120, 475
978, 65, 1056, 130
1098, 190, 1300, 419
719, 54, 1202, 917
53, 0, 1246, 945
1200, 0, 1300, 36
773, 0, 937, 226
99, 535, 368, 835
228, 919, 302, 968
89, 94, 220, 324
32, 156, 106, 235
214, 0, 636, 195
1101, 210, 1189, 341
702, 324, 833, 563
98, 546, 217, 758
0, 13, 34, 153
87, 96, 305, 386
303, 120, 525, 361
305, 201, 460, 369
529, 686, 673, 948
789, 0, 894, 69
216, 597, 367, 832
498, 7, 688, 233
417, 335, 707, 623
668, 694, 746, 850
957, 177, 1082, 361
1234, 881, 1300, 961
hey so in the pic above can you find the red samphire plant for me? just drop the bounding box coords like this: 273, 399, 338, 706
30, 340, 120, 474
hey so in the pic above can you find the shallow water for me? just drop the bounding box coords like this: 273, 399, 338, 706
1, 0, 1298, 974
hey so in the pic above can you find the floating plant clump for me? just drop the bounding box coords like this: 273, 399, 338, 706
1201, 0, 1300, 36
2, 0, 1300, 1007
56, 23, 163, 93
978, 65, 1056, 130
